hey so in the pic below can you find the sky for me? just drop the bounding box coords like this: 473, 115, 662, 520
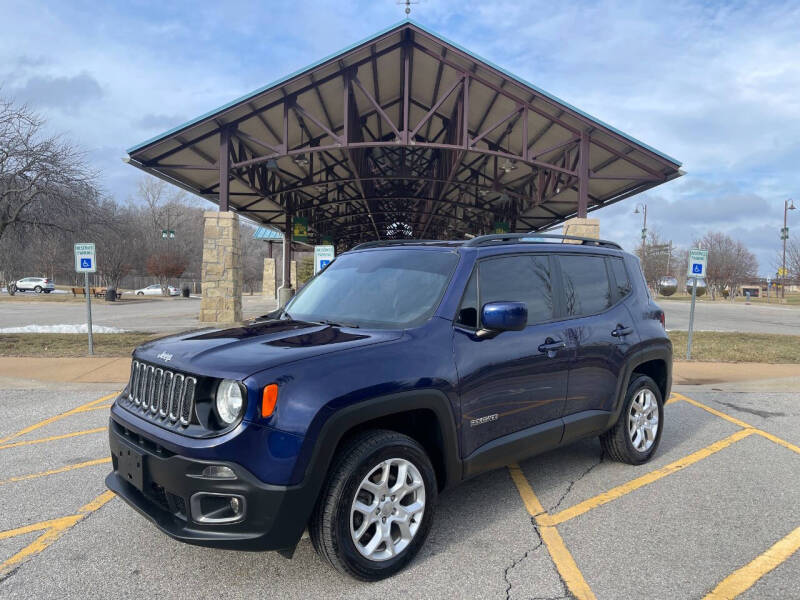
2, 0, 799, 275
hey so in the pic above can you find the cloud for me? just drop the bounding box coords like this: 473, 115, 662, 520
9, 71, 102, 113
135, 113, 187, 131
0, 0, 797, 275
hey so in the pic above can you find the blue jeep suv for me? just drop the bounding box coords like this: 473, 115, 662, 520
106, 233, 670, 580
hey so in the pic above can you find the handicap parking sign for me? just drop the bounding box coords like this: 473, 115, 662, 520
74, 242, 96, 273
319, 259, 331, 269
81, 258, 92, 269
692, 263, 702, 274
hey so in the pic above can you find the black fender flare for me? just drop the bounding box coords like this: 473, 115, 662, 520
606, 345, 672, 429
277, 389, 461, 552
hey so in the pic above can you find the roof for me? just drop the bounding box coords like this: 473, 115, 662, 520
126, 20, 682, 247
253, 226, 283, 240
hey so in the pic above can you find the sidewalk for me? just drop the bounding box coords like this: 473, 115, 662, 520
0, 357, 131, 384
1, 356, 799, 387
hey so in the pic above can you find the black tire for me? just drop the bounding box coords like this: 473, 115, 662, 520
137, 291, 144, 296
34, 286, 42, 293
600, 374, 664, 465
44, 290, 51, 294
309, 429, 437, 581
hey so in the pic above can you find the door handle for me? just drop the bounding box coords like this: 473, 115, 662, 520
538, 338, 566, 358
611, 325, 634, 337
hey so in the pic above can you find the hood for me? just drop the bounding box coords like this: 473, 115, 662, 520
133, 319, 402, 380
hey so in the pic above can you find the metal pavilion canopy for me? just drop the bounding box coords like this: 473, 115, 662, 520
126, 20, 682, 248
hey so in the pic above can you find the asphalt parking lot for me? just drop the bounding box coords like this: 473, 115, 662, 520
1, 294, 799, 335
0, 295, 278, 333
1, 379, 799, 599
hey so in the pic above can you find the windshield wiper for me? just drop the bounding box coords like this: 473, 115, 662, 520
317, 319, 360, 328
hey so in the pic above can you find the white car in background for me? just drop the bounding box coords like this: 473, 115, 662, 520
134, 284, 180, 296
14, 277, 55, 293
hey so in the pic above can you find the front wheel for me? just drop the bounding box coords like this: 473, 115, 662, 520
34, 285, 42, 293
600, 374, 663, 465
137, 291, 144, 296
309, 430, 437, 581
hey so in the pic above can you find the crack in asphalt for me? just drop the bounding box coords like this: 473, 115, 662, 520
504, 517, 576, 600
549, 450, 604, 514
503, 517, 545, 600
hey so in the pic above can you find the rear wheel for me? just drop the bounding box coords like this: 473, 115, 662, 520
309, 429, 437, 581
600, 374, 663, 465
137, 291, 144, 296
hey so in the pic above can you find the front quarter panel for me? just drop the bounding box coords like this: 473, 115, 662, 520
244, 318, 460, 486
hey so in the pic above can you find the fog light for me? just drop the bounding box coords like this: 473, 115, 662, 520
201, 465, 236, 479
230, 497, 241, 513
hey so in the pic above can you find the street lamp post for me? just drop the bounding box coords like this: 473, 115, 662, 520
781, 198, 796, 299
634, 202, 648, 267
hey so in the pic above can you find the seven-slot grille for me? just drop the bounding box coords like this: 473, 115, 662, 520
128, 360, 196, 426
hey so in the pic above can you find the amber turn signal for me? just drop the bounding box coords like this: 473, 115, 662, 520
262, 384, 278, 418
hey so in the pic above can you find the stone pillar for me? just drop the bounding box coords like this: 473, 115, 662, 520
563, 217, 600, 242
199, 211, 242, 324
262, 258, 276, 299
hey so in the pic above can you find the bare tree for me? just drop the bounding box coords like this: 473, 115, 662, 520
787, 240, 800, 280
0, 96, 97, 243
146, 252, 188, 294
694, 231, 758, 300
635, 228, 673, 288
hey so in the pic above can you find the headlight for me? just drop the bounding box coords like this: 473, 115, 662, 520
215, 379, 244, 425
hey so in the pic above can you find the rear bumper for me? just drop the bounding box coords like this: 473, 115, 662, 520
106, 419, 312, 552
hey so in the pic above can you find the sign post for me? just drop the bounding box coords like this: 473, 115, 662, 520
685, 248, 708, 360
74, 243, 96, 355
313, 245, 335, 275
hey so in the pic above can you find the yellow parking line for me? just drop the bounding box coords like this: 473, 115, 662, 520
508, 464, 597, 600
539, 428, 754, 526
0, 391, 118, 445
0, 457, 111, 486
0, 490, 115, 578
0, 427, 107, 451
674, 392, 754, 429
676, 393, 800, 455
704, 524, 800, 599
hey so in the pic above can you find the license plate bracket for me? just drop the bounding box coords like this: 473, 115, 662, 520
116, 444, 145, 492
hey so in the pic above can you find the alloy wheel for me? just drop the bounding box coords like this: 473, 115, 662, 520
349, 458, 425, 561
628, 388, 659, 452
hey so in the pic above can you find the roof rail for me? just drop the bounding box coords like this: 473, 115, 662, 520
463, 232, 622, 249
350, 239, 462, 251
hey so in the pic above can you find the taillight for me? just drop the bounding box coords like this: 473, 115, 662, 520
659, 312, 665, 329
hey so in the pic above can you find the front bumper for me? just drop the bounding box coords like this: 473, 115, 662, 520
106, 418, 311, 552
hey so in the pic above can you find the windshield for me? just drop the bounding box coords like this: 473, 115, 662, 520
285, 249, 459, 329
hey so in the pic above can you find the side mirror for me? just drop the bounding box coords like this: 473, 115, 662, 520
479, 301, 527, 337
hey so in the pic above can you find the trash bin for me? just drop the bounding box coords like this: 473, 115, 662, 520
105, 288, 117, 302
182, 286, 190, 298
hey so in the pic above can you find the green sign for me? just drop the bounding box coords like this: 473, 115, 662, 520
492, 221, 509, 234
293, 217, 308, 242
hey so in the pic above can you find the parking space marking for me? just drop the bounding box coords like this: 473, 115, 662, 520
508, 463, 597, 600
0, 490, 115, 579
704, 525, 800, 600
539, 428, 754, 526
0, 427, 107, 451
675, 392, 800, 455
0, 391, 117, 445
0, 457, 111, 486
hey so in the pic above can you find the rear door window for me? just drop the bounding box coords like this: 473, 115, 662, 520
478, 255, 554, 324
558, 255, 613, 317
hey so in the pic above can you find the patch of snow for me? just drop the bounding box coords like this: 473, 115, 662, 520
0, 324, 128, 334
